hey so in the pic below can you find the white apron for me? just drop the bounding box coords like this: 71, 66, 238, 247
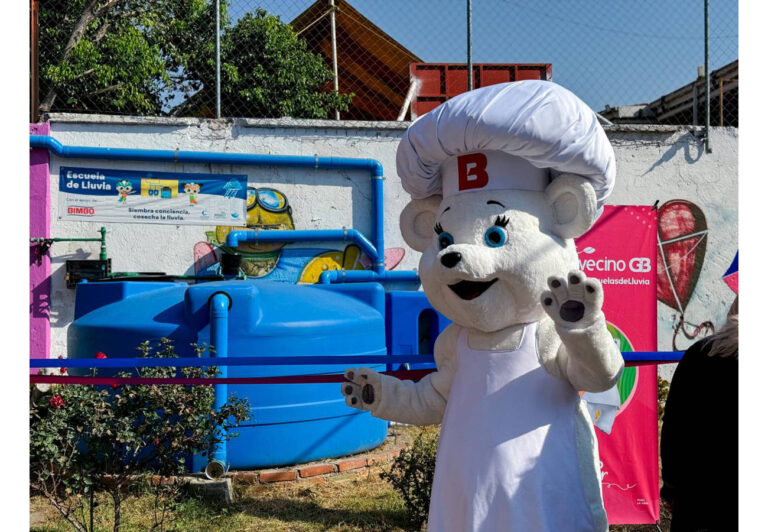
428, 323, 605, 532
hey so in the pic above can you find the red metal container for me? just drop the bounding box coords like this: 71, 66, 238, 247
410, 63, 552, 118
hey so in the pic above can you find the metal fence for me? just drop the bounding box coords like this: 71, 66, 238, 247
32, 0, 737, 127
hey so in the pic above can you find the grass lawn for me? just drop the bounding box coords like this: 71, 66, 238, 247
30, 423, 671, 531
30, 466, 671, 532
31, 464, 413, 531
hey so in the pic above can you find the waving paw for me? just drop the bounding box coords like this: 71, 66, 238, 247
340, 367, 383, 412
541, 270, 604, 329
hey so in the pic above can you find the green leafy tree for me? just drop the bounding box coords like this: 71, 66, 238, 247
29, 339, 250, 532
38, 0, 217, 115
182, 9, 352, 118
38, 2, 351, 118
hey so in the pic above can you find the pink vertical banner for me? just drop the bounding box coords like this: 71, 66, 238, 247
30, 123, 51, 368
576, 205, 659, 524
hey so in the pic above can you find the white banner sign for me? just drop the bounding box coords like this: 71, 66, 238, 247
58, 167, 247, 226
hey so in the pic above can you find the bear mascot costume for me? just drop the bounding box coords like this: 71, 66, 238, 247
342, 80, 624, 532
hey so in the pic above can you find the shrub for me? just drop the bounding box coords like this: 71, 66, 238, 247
380, 426, 440, 529
30, 339, 250, 532
658, 375, 670, 422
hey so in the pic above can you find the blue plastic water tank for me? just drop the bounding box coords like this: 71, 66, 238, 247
386, 291, 450, 370
68, 280, 389, 469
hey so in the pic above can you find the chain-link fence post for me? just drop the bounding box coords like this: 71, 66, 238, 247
31, 0, 40, 122
216, 0, 222, 118
467, 0, 473, 91
705, 0, 711, 152
330, 0, 340, 120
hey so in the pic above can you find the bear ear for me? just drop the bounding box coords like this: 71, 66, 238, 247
545, 174, 598, 239
400, 196, 442, 252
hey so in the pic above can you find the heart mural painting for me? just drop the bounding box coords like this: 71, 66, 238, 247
656, 199, 714, 349
656, 200, 708, 312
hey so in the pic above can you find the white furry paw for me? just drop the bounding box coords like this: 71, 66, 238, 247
341, 367, 382, 412
541, 270, 604, 329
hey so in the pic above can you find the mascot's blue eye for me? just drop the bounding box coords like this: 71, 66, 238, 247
438, 232, 454, 250
484, 226, 507, 247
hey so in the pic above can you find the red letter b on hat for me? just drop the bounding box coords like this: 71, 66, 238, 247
457, 153, 489, 191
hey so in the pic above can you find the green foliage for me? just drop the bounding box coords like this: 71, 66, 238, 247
38, 1, 350, 118
29, 338, 250, 532
187, 8, 352, 118
39, 0, 214, 114
658, 375, 670, 422
380, 426, 439, 529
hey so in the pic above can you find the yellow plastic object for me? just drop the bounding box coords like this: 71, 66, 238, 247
299, 245, 366, 284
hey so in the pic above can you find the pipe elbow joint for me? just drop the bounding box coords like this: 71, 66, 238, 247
225, 230, 256, 248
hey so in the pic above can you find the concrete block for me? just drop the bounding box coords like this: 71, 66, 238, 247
187, 477, 233, 505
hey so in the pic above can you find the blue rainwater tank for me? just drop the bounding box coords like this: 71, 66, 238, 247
67, 280, 389, 469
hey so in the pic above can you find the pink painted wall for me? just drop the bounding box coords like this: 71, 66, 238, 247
30, 122, 51, 366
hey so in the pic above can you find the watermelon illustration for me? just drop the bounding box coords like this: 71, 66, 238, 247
607, 322, 638, 414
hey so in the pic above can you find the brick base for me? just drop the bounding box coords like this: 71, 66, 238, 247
227, 445, 406, 485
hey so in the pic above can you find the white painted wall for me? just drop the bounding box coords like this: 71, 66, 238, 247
44, 115, 738, 380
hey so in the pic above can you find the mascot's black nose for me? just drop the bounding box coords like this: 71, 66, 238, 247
441, 252, 462, 268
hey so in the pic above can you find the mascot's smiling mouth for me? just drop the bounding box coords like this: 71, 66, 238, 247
448, 279, 499, 300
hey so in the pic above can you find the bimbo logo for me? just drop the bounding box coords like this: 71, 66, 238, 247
457, 153, 489, 191
67, 206, 95, 216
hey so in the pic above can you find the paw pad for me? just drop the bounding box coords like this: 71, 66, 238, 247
362, 384, 376, 404
559, 300, 585, 322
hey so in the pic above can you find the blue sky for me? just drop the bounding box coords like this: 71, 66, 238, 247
240, 0, 737, 111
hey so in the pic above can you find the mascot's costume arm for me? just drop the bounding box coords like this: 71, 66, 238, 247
342, 196, 462, 425
534, 174, 625, 393
341, 323, 458, 425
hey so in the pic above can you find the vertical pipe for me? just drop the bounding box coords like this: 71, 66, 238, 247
704, 0, 711, 152
372, 176, 385, 273
207, 292, 230, 477
467, 0, 473, 91
99, 226, 107, 261
330, 0, 340, 120
31, 0, 39, 123
215, 0, 221, 119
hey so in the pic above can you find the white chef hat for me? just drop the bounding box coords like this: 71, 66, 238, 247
396, 80, 616, 213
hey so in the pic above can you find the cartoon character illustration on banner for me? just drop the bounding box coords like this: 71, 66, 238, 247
342, 81, 624, 531
116, 180, 134, 204
183, 182, 201, 205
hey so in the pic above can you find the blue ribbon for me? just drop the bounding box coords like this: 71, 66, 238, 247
30, 351, 684, 369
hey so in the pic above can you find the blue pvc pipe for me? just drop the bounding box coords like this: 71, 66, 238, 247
29, 135, 383, 176
29, 351, 684, 369
209, 293, 230, 470
319, 269, 420, 284
226, 229, 378, 264
372, 176, 385, 272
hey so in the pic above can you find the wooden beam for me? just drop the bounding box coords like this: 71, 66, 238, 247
30, 0, 39, 122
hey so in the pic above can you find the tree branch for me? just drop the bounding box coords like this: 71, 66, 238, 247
40, 0, 121, 111
86, 83, 122, 97
31, 480, 88, 532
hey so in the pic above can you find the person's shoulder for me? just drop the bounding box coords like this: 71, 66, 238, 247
678, 338, 710, 362
671, 339, 715, 378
